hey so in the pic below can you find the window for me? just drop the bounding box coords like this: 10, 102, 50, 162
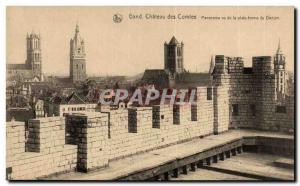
232, 104, 239, 116
207, 87, 213, 100
276, 106, 286, 113
161, 115, 164, 119
250, 104, 256, 116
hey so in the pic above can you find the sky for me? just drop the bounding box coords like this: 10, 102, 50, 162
7, 6, 294, 76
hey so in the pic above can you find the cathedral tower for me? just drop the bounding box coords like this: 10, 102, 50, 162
274, 40, 286, 99
26, 32, 42, 80
70, 24, 86, 83
164, 36, 184, 74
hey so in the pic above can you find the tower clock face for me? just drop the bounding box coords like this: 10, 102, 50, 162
279, 65, 283, 69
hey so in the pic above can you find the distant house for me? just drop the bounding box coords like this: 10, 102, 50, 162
45, 92, 98, 117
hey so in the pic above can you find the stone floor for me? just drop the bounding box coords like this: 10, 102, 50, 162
46, 129, 293, 181
172, 167, 256, 180
172, 152, 294, 180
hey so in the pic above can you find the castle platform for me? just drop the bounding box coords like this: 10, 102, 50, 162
45, 129, 294, 181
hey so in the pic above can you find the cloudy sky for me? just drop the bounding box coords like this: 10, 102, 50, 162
7, 6, 294, 76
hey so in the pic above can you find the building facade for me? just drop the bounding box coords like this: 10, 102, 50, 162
45, 92, 98, 117
70, 24, 87, 83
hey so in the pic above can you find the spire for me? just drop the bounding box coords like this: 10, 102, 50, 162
75, 24, 79, 34
209, 55, 215, 74
276, 38, 283, 54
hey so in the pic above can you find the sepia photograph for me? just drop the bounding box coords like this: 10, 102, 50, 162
5, 6, 295, 181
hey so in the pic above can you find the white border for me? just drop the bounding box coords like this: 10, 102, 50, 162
0, 0, 298, 186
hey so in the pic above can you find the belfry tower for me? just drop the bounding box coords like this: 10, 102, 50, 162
70, 24, 86, 83
164, 36, 185, 74
26, 32, 42, 81
274, 39, 286, 99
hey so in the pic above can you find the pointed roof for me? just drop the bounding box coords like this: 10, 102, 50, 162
276, 39, 283, 54
169, 36, 179, 45
72, 24, 84, 45
66, 92, 86, 104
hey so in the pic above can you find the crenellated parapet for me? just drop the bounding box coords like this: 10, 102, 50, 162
212, 54, 293, 132
7, 117, 77, 180
6, 86, 233, 179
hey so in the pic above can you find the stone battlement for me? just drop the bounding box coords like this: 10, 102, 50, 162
6, 86, 229, 180
6, 84, 293, 180
212, 55, 294, 131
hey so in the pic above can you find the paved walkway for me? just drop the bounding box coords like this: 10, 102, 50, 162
47, 129, 293, 180
205, 152, 294, 180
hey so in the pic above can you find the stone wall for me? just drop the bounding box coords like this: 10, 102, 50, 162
6, 86, 230, 180
105, 87, 217, 161
7, 117, 77, 180
65, 113, 109, 172
213, 86, 229, 134
213, 55, 294, 132
7, 121, 25, 170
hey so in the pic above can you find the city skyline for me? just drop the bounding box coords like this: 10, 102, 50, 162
7, 7, 294, 76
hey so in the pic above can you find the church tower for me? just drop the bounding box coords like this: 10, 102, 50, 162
274, 39, 286, 99
70, 24, 86, 83
26, 32, 42, 81
164, 36, 185, 74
